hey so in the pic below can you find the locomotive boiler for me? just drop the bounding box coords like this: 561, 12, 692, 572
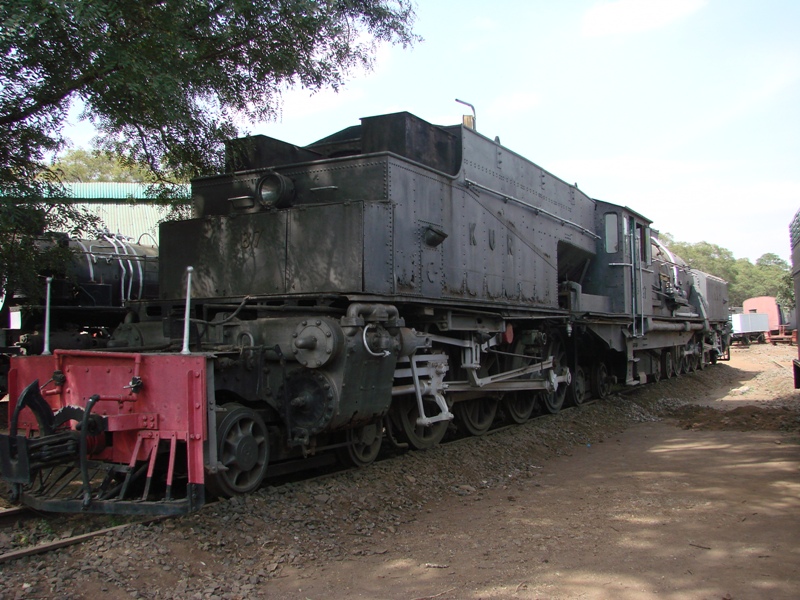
0, 233, 159, 397
0, 112, 729, 515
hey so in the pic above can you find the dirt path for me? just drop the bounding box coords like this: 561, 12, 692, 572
271, 424, 798, 600
266, 344, 800, 600
1, 344, 798, 600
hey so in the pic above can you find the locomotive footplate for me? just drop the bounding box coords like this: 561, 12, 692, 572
1, 434, 204, 516
11, 462, 203, 516
1, 380, 204, 515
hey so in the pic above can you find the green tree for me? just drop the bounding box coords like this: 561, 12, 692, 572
1, 0, 417, 300
664, 235, 794, 308
752, 254, 793, 309
776, 272, 794, 310
755, 253, 789, 270
50, 149, 152, 183
665, 239, 738, 285
730, 258, 757, 307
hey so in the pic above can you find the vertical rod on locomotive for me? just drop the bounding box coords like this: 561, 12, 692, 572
181, 266, 194, 355
42, 276, 53, 355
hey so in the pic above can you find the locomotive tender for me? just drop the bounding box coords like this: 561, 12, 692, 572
0, 111, 730, 515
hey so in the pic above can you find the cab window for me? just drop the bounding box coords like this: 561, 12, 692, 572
604, 213, 619, 253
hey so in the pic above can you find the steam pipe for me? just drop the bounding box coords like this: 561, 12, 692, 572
181, 266, 194, 355
42, 276, 53, 355
456, 98, 476, 130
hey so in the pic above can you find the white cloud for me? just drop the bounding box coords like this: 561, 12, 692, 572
581, 0, 708, 37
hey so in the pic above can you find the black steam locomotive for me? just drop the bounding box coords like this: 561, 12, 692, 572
0, 112, 729, 515
0, 233, 159, 396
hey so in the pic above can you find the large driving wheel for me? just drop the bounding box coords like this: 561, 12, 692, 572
687, 345, 699, 372
678, 347, 690, 375
540, 334, 568, 414
661, 348, 675, 379
208, 403, 269, 498
566, 365, 587, 407
454, 397, 499, 436
338, 421, 383, 467
648, 353, 662, 383
502, 336, 538, 423
592, 361, 612, 400
504, 391, 536, 423
390, 395, 449, 450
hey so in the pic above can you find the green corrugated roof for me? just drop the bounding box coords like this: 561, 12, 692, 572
71, 203, 176, 244
62, 183, 191, 243
64, 182, 190, 201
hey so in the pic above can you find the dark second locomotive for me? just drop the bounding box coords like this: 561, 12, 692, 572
0, 112, 730, 514
0, 233, 159, 397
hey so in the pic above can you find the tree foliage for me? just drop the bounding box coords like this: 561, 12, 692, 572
0, 0, 418, 300
50, 149, 153, 183
664, 237, 794, 309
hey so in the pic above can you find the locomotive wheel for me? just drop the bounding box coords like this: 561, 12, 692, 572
649, 362, 662, 383
391, 395, 449, 450
566, 365, 587, 407
502, 337, 537, 423
540, 390, 564, 414
678, 348, 690, 375
661, 349, 675, 379
540, 335, 568, 414
687, 349, 699, 372
454, 397, 498, 436
338, 421, 383, 467
592, 361, 612, 400
504, 392, 536, 424
209, 403, 269, 498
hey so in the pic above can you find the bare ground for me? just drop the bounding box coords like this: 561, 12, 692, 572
1, 343, 798, 600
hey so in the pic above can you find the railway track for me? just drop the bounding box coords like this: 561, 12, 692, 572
0, 374, 677, 564
0, 506, 33, 525
0, 405, 538, 564
0, 498, 166, 565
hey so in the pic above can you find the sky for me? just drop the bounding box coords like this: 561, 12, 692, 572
66, 0, 800, 264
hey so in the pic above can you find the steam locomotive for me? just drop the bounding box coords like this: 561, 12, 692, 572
0, 112, 730, 515
0, 233, 159, 397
